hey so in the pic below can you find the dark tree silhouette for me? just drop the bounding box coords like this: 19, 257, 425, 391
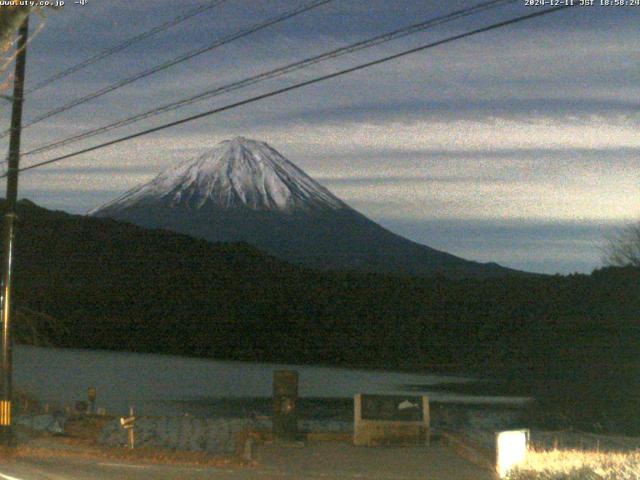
0, 7, 31, 49
603, 222, 640, 267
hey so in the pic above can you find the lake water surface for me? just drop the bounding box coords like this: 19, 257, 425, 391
14, 345, 526, 416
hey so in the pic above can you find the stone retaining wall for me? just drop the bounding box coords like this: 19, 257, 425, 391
98, 417, 253, 453
97, 416, 352, 453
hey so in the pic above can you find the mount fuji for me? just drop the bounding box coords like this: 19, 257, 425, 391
91, 137, 517, 277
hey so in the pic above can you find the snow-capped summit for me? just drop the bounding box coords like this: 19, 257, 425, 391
92, 137, 517, 278
92, 137, 346, 214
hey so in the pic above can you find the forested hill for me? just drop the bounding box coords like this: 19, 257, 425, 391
3, 199, 636, 366
4, 199, 640, 430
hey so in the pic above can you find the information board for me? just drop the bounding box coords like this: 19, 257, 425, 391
360, 394, 425, 422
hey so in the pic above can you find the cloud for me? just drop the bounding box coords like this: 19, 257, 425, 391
2, 0, 638, 274
379, 217, 623, 274
12, 116, 639, 226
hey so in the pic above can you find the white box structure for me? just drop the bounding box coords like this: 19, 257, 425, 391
496, 429, 529, 478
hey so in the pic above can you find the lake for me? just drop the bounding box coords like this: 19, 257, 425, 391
14, 345, 527, 416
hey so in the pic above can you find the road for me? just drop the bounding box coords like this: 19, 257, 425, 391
0, 442, 496, 479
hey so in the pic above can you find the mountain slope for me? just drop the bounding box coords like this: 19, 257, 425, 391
91, 137, 519, 277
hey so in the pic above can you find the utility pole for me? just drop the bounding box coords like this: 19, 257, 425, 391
0, 14, 29, 447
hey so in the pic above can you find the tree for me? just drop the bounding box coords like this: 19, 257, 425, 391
603, 222, 640, 267
1, 6, 58, 95
0, 7, 32, 49
0, 6, 33, 95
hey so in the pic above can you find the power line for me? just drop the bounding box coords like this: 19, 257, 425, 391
23, 0, 517, 158
23, 0, 229, 96
6, 4, 575, 178
0, 0, 334, 139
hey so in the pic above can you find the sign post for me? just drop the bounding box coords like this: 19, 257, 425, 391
120, 406, 136, 449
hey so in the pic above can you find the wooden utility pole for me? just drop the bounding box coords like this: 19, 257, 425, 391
0, 14, 29, 447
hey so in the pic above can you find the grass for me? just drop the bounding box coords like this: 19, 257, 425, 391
507, 449, 640, 480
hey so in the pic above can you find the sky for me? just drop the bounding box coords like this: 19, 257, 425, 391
0, 0, 638, 274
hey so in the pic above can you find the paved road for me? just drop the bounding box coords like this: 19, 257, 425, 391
0, 442, 497, 479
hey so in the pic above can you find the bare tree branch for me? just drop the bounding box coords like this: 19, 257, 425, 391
602, 222, 640, 267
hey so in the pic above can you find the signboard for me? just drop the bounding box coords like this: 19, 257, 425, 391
120, 415, 135, 429
360, 394, 424, 422
354, 394, 429, 447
